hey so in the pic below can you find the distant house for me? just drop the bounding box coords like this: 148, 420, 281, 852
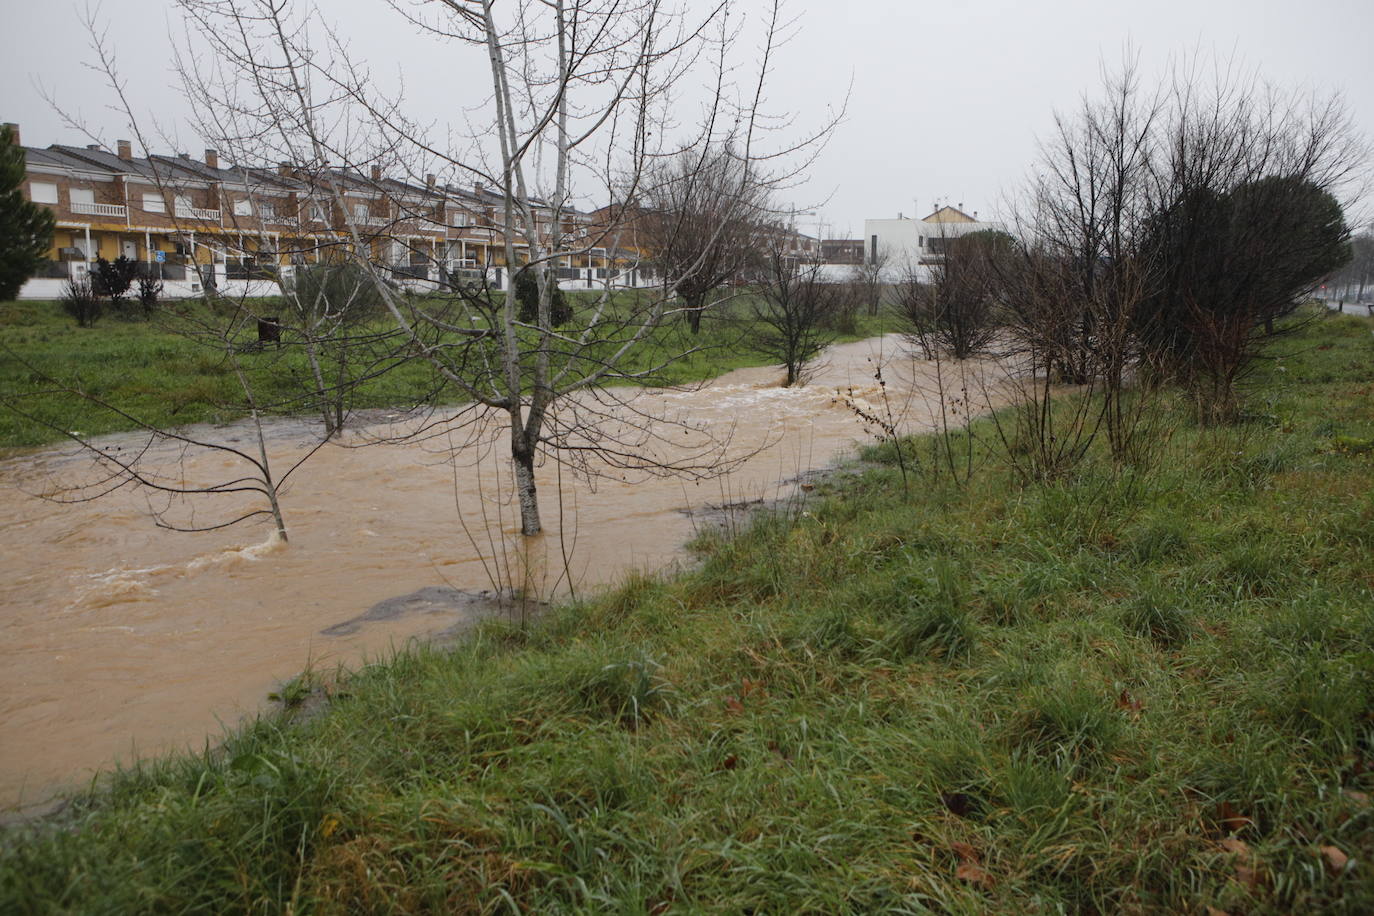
6, 121, 611, 298
862, 205, 1002, 281
821, 239, 864, 266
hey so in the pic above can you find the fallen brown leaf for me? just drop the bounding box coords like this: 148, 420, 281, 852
1219, 837, 1250, 858
1116, 689, 1144, 712
1342, 789, 1370, 806
1217, 801, 1254, 834
1205, 907, 1232, 916
723, 696, 744, 714
956, 861, 995, 889
1320, 845, 1349, 875
950, 841, 980, 864
1233, 865, 1262, 890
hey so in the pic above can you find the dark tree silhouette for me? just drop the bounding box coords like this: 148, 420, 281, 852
0, 124, 56, 301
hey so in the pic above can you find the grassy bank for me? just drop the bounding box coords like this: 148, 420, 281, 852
2, 312, 1372, 913
0, 296, 897, 450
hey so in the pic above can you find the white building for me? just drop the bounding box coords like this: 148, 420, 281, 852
863, 205, 1002, 281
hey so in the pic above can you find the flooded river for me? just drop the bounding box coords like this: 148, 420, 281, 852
0, 336, 1003, 809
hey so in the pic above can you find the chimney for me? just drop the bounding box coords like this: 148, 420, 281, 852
426, 173, 435, 189
474, 180, 484, 197
2, 122, 17, 145
204, 148, 219, 170
87, 144, 101, 151
370, 164, 381, 181
898, 212, 903, 220
278, 160, 292, 177
117, 139, 132, 160
178, 152, 190, 159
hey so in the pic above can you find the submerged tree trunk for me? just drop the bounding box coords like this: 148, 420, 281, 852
511, 426, 541, 537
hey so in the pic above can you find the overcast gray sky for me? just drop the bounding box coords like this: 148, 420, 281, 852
3, 0, 1370, 235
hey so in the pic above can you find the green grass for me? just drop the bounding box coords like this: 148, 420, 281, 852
0, 294, 898, 450
2, 311, 1372, 912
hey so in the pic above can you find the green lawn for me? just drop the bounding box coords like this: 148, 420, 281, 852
0, 294, 898, 451
2, 311, 1372, 913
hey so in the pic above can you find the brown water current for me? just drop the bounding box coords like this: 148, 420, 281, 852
0, 335, 1008, 809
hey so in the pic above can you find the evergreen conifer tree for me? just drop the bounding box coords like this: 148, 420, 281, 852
0, 125, 56, 301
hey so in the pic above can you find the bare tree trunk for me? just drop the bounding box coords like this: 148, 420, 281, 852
300, 335, 339, 438
510, 420, 541, 536
686, 293, 707, 334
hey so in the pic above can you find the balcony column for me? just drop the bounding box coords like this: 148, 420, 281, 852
84, 226, 92, 264
144, 229, 152, 264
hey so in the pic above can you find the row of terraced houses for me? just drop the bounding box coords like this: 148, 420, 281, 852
7, 122, 662, 300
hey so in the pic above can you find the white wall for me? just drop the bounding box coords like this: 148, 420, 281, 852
861, 215, 1004, 282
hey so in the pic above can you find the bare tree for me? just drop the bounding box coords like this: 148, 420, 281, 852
637, 143, 770, 334
1330, 230, 1373, 308
991, 59, 1164, 475
159, 0, 834, 540
897, 228, 1010, 361
849, 241, 889, 317
750, 236, 840, 387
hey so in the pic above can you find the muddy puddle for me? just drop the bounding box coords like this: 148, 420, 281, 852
0, 336, 1007, 809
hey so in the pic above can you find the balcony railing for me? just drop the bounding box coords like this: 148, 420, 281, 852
175, 204, 222, 222
390, 263, 433, 280
70, 201, 127, 218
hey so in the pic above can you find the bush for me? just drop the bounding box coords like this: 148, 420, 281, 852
60, 277, 102, 327
514, 268, 572, 327
90, 256, 138, 305
287, 262, 388, 324
136, 275, 163, 316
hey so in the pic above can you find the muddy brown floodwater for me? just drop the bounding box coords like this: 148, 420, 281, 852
0, 335, 1007, 810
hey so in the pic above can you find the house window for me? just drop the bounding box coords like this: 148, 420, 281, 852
30, 181, 58, 204
918, 236, 925, 248
143, 192, 165, 213
353, 203, 369, 220
70, 187, 95, 206
258, 202, 275, 219
233, 199, 253, 217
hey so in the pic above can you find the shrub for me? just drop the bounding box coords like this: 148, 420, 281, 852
90, 255, 138, 305
136, 275, 164, 316
287, 262, 388, 324
60, 277, 102, 327
515, 268, 571, 327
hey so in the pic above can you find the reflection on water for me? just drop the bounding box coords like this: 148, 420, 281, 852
0, 335, 1005, 808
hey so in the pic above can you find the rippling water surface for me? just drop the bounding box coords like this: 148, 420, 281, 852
0, 336, 1004, 808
